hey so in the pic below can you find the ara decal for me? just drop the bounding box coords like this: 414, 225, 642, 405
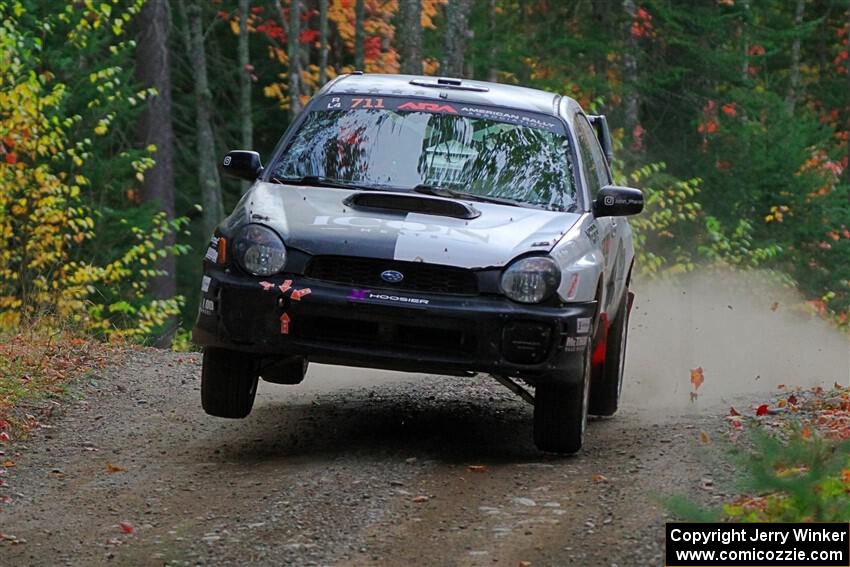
290, 288, 312, 301
279, 280, 293, 294
201, 275, 212, 293
280, 312, 291, 335
259, 281, 275, 291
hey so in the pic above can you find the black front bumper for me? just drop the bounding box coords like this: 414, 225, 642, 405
193, 268, 596, 384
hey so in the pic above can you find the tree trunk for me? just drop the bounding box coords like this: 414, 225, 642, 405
135, 0, 177, 342
846, 1, 850, 191
398, 0, 422, 75
785, 0, 805, 114
319, 0, 329, 84
238, 0, 253, 193
442, 0, 471, 77
185, 2, 225, 238
622, 0, 640, 140
288, 0, 302, 117
740, 0, 751, 82
487, 0, 497, 81
355, 0, 365, 70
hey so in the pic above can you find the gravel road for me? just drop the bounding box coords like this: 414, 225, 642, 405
0, 348, 736, 567
2, 275, 845, 566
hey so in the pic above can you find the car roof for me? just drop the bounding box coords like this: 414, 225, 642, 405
321, 73, 583, 117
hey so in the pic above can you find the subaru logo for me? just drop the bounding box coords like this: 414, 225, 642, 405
380, 270, 404, 284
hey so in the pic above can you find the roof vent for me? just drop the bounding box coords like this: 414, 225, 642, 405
409, 78, 489, 93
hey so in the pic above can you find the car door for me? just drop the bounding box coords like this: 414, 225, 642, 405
572, 114, 619, 313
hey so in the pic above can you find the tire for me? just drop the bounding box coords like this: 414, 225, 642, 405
201, 347, 259, 418
260, 356, 308, 385
589, 291, 630, 417
533, 347, 591, 454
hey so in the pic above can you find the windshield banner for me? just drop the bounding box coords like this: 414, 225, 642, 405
318, 95, 565, 133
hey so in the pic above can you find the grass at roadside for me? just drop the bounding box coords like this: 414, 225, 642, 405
0, 327, 113, 437
669, 383, 850, 522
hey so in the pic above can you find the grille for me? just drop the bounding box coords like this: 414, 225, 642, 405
306, 256, 479, 295
295, 315, 476, 355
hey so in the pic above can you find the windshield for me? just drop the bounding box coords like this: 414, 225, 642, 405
269, 95, 577, 211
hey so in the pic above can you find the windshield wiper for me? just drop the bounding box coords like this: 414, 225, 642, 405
413, 184, 539, 209
271, 175, 390, 192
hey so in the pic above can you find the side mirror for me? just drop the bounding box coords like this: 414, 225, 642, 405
220, 150, 263, 181
587, 114, 614, 163
594, 185, 644, 217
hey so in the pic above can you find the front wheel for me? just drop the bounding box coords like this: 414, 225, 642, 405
201, 347, 259, 418
533, 348, 591, 454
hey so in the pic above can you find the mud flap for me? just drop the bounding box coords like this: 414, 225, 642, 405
591, 312, 609, 371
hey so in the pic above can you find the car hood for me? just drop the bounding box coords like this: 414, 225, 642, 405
228, 182, 581, 269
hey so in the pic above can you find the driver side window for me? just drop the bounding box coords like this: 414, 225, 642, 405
573, 115, 611, 201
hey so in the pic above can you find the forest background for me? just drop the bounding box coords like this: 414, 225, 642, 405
0, 0, 848, 344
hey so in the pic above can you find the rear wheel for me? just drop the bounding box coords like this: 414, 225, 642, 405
533, 347, 591, 454
589, 291, 630, 416
201, 347, 259, 418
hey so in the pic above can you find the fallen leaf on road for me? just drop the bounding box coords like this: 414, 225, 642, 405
690, 367, 704, 390
756, 404, 770, 416
412, 495, 429, 503
770, 302, 779, 311
591, 473, 608, 482
518, 561, 531, 567
777, 384, 785, 389
802, 426, 811, 439
787, 394, 797, 406
2, 460, 14, 468
467, 465, 488, 473
729, 407, 741, 416
0, 432, 10, 442
119, 522, 133, 534
777, 399, 787, 408
700, 431, 711, 444
105, 463, 126, 474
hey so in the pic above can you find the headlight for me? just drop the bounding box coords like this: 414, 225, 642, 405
234, 224, 287, 276
501, 256, 561, 303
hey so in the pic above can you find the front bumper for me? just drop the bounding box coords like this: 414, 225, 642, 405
192, 267, 596, 384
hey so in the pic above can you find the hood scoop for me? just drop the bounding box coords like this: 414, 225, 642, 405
343, 191, 481, 220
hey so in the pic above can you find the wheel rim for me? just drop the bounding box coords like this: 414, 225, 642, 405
616, 311, 629, 398
580, 348, 591, 437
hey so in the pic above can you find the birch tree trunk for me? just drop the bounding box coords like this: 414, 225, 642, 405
186, 2, 224, 238
442, 0, 471, 77
288, 0, 302, 117
355, 0, 365, 70
135, 0, 177, 341
238, 0, 253, 193
319, 0, 329, 84
622, 0, 640, 139
398, 0, 422, 74
785, 0, 805, 114
846, 1, 850, 191
487, 0, 497, 81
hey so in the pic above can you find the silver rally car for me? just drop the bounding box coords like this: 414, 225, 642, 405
193, 73, 643, 453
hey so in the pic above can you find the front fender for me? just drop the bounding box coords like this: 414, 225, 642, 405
550, 214, 604, 304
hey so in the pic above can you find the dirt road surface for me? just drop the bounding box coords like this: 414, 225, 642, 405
1, 276, 846, 566
1, 348, 731, 567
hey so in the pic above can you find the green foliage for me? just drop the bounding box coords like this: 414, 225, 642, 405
0, 1, 188, 340
669, 426, 850, 523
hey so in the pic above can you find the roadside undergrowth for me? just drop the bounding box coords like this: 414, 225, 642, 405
670, 383, 850, 522
0, 324, 114, 439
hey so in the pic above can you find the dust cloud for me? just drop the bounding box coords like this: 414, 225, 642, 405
623, 270, 850, 413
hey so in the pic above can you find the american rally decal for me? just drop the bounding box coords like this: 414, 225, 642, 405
319, 95, 565, 133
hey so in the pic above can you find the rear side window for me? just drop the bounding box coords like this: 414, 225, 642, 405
572, 115, 611, 200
